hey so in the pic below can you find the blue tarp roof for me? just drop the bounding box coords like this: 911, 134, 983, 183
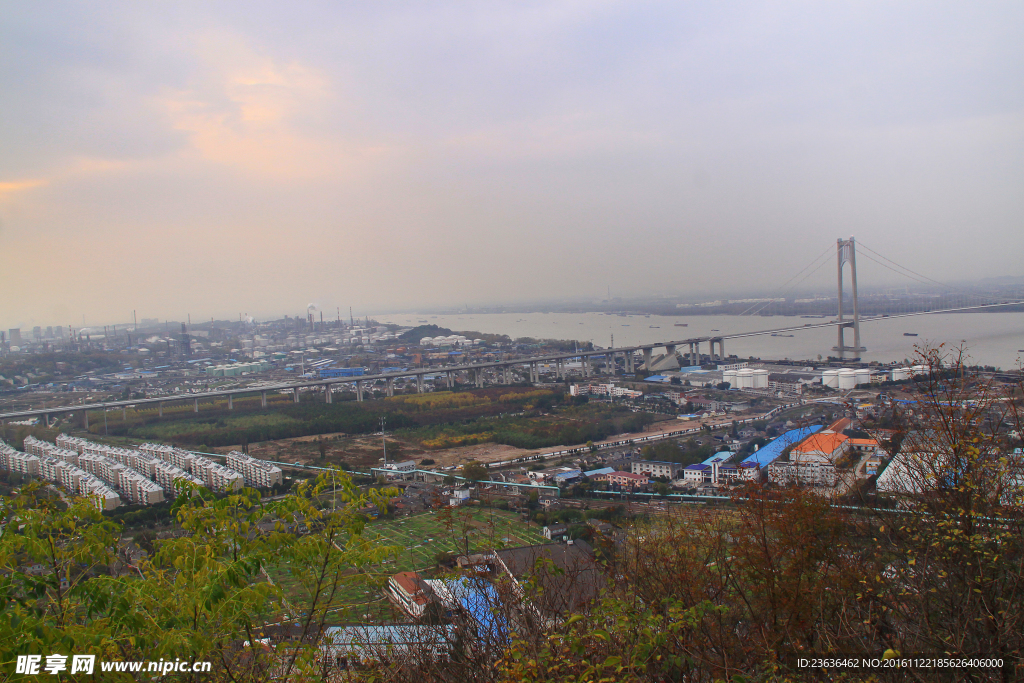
584, 467, 614, 477
644, 375, 671, 383
740, 425, 822, 468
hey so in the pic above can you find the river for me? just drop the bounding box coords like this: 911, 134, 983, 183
378, 311, 1024, 370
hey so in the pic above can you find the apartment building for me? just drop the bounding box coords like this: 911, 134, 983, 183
631, 460, 680, 480
226, 451, 284, 488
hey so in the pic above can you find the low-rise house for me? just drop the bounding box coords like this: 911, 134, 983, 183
385, 571, 433, 618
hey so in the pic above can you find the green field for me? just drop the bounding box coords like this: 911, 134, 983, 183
368, 508, 547, 572
262, 508, 547, 621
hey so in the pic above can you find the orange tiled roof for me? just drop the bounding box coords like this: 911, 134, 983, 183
792, 431, 849, 454
849, 438, 879, 446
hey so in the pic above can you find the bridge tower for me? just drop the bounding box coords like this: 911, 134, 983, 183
833, 236, 865, 354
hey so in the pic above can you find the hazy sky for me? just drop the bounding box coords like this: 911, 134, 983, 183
2, 1, 1022, 329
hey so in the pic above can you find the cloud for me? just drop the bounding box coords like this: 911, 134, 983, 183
0, 179, 48, 198
159, 33, 352, 179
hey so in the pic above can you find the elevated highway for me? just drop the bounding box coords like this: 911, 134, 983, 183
1, 300, 1019, 426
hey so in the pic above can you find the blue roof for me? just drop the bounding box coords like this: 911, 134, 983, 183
644, 375, 671, 383
439, 579, 508, 642
684, 463, 709, 470
584, 467, 615, 477
553, 469, 582, 481
740, 425, 823, 468
702, 451, 733, 465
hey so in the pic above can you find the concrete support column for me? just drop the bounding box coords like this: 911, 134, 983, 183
325, 385, 332, 403
159, 402, 163, 417
474, 368, 483, 388
446, 371, 453, 389
356, 381, 364, 402
719, 338, 725, 360
228, 394, 233, 410
503, 365, 510, 384
417, 374, 424, 393
693, 341, 701, 367
293, 387, 300, 403
582, 355, 590, 377
642, 348, 652, 371
194, 398, 199, 413
556, 358, 563, 379
261, 391, 267, 408
122, 407, 127, 421
386, 377, 394, 397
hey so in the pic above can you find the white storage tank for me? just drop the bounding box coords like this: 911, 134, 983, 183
736, 368, 754, 389
723, 369, 738, 387
753, 369, 769, 389
419, 337, 434, 346
912, 364, 929, 376
822, 369, 840, 388
855, 369, 872, 386
838, 369, 857, 390
891, 367, 911, 381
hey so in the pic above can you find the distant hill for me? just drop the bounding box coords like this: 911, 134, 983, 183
398, 325, 455, 342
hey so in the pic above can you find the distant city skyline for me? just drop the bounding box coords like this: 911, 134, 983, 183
2, 2, 1023, 329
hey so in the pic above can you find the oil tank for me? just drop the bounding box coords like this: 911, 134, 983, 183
891, 367, 911, 381
753, 369, 769, 389
838, 369, 857, 390
736, 368, 754, 389
723, 369, 737, 387
855, 369, 872, 386
822, 369, 840, 388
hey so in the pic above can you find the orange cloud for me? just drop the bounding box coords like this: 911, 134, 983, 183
160, 34, 344, 179
0, 179, 47, 196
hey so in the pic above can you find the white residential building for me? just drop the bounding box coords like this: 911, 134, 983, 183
226, 451, 284, 488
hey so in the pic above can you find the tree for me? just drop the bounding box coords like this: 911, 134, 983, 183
2, 471, 400, 682
462, 460, 488, 484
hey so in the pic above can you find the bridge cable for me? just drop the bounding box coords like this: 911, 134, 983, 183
736, 242, 835, 316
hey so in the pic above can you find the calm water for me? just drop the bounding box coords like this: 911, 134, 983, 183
379, 311, 1024, 370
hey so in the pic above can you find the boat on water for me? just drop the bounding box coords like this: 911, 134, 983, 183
649, 325, 660, 328
903, 333, 919, 337
675, 323, 688, 327
711, 329, 719, 332
771, 333, 794, 337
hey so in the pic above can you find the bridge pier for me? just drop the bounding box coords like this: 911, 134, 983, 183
474, 368, 483, 388
261, 391, 267, 408
386, 377, 394, 397
122, 406, 126, 422
293, 387, 300, 403
228, 394, 233, 410
356, 381, 364, 402
693, 341, 701, 367
325, 385, 332, 403
158, 402, 163, 417
416, 374, 424, 393
194, 398, 199, 413
642, 348, 652, 371
582, 355, 590, 377
556, 358, 563, 379
503, 365, 511, 384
